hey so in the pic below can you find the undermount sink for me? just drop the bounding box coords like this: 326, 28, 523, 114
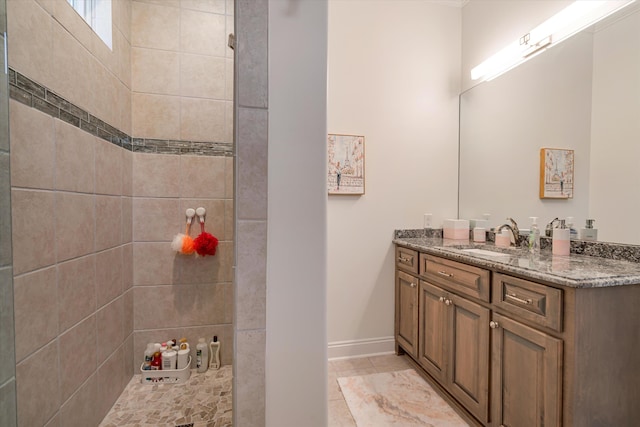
461, 248, 511, 258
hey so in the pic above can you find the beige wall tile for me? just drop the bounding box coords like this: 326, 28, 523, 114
179, 198, 225, 240
226, 0, 234, 15
7, 0, 54, 89
180, 98, 226, 142
132, 153, 181, 197
122, 149, 133, 197
57, 255, 96, 333
92, 66, 121, 133
132, 242, 178, 286
16, 341, 60, 427
0, 156, 10, 267
122, 196, 133, 243
55, 119, 95, 193
225, 100, 233, 142
95, 195, 123, 251
123, 334, 134, 376
96, 247, 124, 308
182, 0, 225, 14
118, 80, 133, 135
11, 189, 56, 275
225, 199, 234, 241
225, 156, 234, 199
179, 155, 226, 199
122, 243, 133, 290
0, 379, 17, 427
131, 93, 180, 140
135, 0, 180, 9
52, 0, 94, 49
180, 54, 226, 99
96, 349, 125, 420
236, 0, 267, 108
9, 101, 55, 190
95, 138, 123, 196
236, 107, 267, 220
226, 13, 234, 59
0, 267, 15, 384
13, 267, 58, 362
132, 197, 181, 242
55, 192, 95, 263
59, 373, 100, 427
235, 329, 266, 426
114, 0, 132, 43
123, 288, 134, 338
96, 296, 124, 365
179, 241, 232, 284
225, 58, 234, 101
59, 315, 97, 402
90, 28, 118, 78
131, 48, 180, 95
235, 220, 266, 330
180, 9, 226, 57
131, 1, 179, 50
114, 29, 132, 89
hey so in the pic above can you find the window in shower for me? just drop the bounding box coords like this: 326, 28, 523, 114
66, 0, 112, 49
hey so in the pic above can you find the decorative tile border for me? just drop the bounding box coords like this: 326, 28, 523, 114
8, 68, 233, 157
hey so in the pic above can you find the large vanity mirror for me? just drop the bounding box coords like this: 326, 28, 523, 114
459, 2, 640, 245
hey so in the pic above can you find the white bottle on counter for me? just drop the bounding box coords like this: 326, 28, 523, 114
196, 338, 209, 373
162, 342, 177, 370
552, 220, 570, 256
209, 336, 221, 370
580, 219, 598, 241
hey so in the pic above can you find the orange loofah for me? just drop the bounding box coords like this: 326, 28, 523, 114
181, 236, 195, 255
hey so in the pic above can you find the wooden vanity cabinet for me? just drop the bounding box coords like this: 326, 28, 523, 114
395, 247, 419, 358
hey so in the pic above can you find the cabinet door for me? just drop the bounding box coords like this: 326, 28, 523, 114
395, 271, 419, 357
448, 294, 490, 424
491, 313, 563, 427
418, 280, 448, 384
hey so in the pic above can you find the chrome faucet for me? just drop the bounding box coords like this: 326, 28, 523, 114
496, 217, 520, 245
545, 217, 560, 237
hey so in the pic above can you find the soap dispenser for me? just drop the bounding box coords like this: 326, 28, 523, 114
528, 217, 540, 255
552, 219, 570, 256
580, 219, 598, 241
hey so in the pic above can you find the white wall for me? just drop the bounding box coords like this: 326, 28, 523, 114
327, 1, 460, 356
267, 1, 328, 426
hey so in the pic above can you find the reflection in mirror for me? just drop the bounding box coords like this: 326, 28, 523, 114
459, 3, 640, 245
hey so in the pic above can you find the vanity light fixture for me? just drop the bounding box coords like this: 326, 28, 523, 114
471, 0, 636, 82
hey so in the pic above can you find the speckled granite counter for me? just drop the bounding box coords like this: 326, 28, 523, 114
394, 236, 640, 289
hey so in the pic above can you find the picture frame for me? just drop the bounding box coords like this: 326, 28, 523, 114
328, 134, 365, 195
540, 148, 574, 199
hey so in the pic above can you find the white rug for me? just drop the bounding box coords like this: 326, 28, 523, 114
338, 369, 470, 427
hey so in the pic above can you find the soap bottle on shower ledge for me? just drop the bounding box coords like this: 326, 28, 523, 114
209, 336, 221, 370
196, 338, 209, 373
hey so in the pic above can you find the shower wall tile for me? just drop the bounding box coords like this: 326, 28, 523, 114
132, 198, 181, 241
16, 340, 60, 427
227, 0, 234, 15
235, 329, 266, 427
53, 0, 94, 49
225, 156, 234, 199
0, 379, 17, 427
122, 149, 133, 197
59, 373, 100, 427
7, 0, 54, 91
225, 58, 234, 101
43, 414, 59, 427
180, 98, 226, 142
131, 1, 180, 51
235, 221, 266, 330
55, 119, 95, 193
180, 54, 226, 99
180, 155, 226, 198
97, 296, 124, 365
224, 100, 233, 143
179, 199, 225, 240
225, 199, 234, 241
237, 107, 267, 220
58, 315, 97, 402
11, 189, 56, 275
96, 246, 124, 308
132, 153, 181, 197
236, 0, 268, 108
96, 195, 123, 251
95, 137, 124, 196
57, 255, 96, 333
123, 334, 134, 378
123, 288, 134, 338
122, 196, 133, 243
132, 242, 177, 286
0, 267, 15, 385
179, 241, 233, 284
180, 9, 227, 57
114, 29, 132, 90
182, 0, 226, 14
131, 48, 180, 95
0, 154, 12, 267
114, 0, 132, 43
55, 192, 95, 262
225, 14, 234, 59
132, 93, 181, 140
122, 243, 134, 290
9, 100, 55, 190
97, 349, 125, 420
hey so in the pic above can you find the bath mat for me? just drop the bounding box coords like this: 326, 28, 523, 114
338, 369, 470, 426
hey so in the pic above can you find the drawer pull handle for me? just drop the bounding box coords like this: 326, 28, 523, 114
505, 293, 533, 305
489, 321, 499, 329
437, 271, 453, 278
398, 256, 412, 263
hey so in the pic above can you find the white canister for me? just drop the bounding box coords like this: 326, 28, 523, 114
177, 348, 190, 370
473, 227, 486, 243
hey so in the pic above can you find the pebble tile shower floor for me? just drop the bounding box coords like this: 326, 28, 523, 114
100, 365, 232, 427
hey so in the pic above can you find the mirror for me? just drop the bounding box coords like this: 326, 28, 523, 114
459, 3, 640, 245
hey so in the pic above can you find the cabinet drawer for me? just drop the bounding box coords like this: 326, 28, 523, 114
492, 273, 562, 332
396, 247, 419, 274
420, 254, 490, 302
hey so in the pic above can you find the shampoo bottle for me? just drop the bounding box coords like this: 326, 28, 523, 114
528, 217, 540, 255
552, 219, 570, 256
196, 338, 209, 373
580, 219, 598, 241
162, 342, 177, 370
209, 336, 221, 370
142, 343, 154, 370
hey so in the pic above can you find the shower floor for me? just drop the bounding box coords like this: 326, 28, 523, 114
100, 365, 232, 427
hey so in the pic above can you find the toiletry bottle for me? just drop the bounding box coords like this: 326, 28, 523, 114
528, 216, 540, 255
552, 219, 570, 256
162, 342, 177, 370
196, 338, 209, 373
566, 217, 578, 239
177, 340, 190, 370
150, 351, 162, 370
580, 219, 598, 241
209, 336, 221, 370
142, 343, 154, 370
473, 227, 486, 243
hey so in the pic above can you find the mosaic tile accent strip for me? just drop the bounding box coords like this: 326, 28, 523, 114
100, 365, 232, 427
8, 68, 233, 157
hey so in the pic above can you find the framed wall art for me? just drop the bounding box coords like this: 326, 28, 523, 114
540, 148, 574, 199
328, 134, 365, 195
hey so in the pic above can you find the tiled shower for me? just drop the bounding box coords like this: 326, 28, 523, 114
2, 0, 248, 425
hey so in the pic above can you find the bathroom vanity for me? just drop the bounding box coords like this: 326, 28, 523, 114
394, 234, 640, 427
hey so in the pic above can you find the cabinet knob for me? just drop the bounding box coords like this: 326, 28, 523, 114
445, 299, 453, 306
489, 321, 499, 329
439, 296, 445, 303
410, 282, 416, 288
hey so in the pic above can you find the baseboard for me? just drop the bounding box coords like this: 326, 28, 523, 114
327, 336, 395, 360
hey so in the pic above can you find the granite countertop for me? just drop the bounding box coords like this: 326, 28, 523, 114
394, 236, 640, 288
